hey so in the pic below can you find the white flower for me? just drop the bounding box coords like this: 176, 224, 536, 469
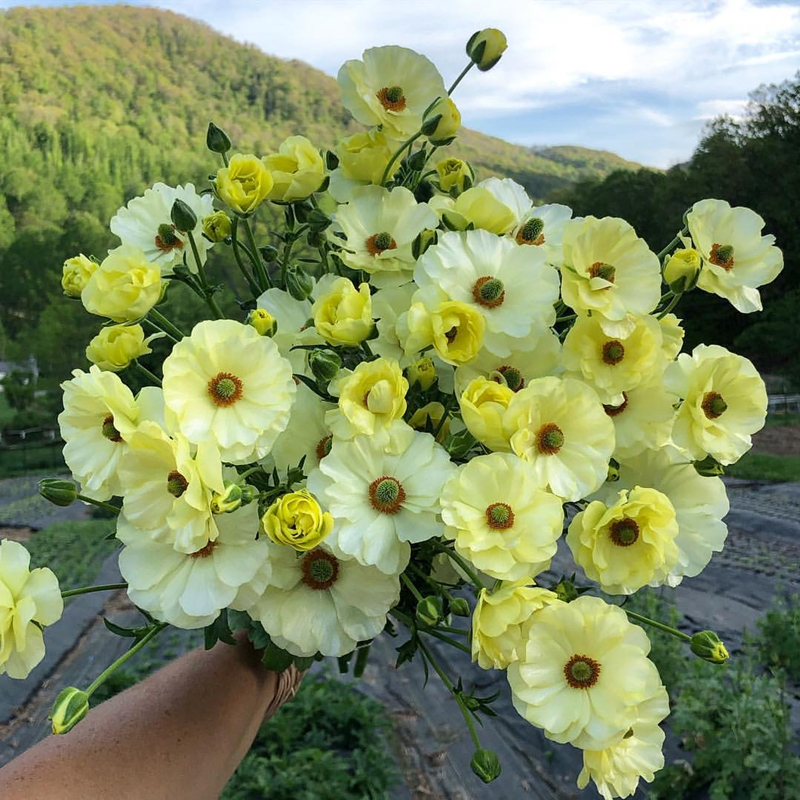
58, 366, 140, 500
440, 453, 564, 581
513, 203, 573, 266
477, 177, 532, 229
331, 185, 437, 287
338, 45, 446, 139
0, 540, 63, 679
371, 283, 418, 362
602, 384, 678, 461
687, 198, 783, 313
110, 182, 214, 274
307, 422, 454, 574
666, 344, 767, 465
561, 216, 661, 337
117, 503, 268, 630
162, 319, 296, 464
597, 447, 730, 586
414, 229, 559, 356
503, 377, 616, 502
244, 541, 400, 657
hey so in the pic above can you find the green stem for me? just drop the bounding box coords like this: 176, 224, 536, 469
400, 572, 425, 604
657, 291, 683, 320
230, 218, 262, 296
432, 394, 455, 440
85, 623, 167, 697
241, 217, 271, 290
624, 609, 692, 642
76, 495, 119, 515
448, 61, 476, 96
62, 582, 127, 599
555, 313, 577, 323
381, 131, 423, 186
433, 544, 487, 591
353, 642, 371, 678
657, 226, 688, 262
148, 308, 185, 341
130, 360, 161, 386
388, 609, 471, 655
187, 231, 224, 319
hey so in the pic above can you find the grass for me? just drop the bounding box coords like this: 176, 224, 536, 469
765, 412, 800, 427
725, 452, 800, 482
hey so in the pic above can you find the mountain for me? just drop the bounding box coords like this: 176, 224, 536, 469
0, 4, 640, 378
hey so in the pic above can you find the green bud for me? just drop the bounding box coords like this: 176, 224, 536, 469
240, 484, 256, 506
211, 482, 243, 514
406, 146, 429, 171
693, 454, 725, 477
552, 577, 580, 603
206, 122, 231, 154
420, 114, 443, 138
449, 597, 470, 617
412, 229, 438, 260
38, 478, 78, 507
307, 208, 332, 233
259, 245, 280, 262
416, 595, 444, 626
470, 748, 502, 783
50, 686, 90, 735
170, 199, 197, 233
690, 630, 729, 664
247, 308, 277, 337
325, 150, 339, 170
309, 349, 342, 384
285, 264, 315, 301
466, 28, 508, 71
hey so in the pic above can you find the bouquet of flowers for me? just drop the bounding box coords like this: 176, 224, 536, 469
2, 27, 783, 798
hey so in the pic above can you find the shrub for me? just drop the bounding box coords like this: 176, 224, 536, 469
753, 593, 800, 681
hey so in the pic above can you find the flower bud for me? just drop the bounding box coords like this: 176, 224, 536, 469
170, 199, 198, 234
693, 454, 725, 477
412, 229, 438, 260
467, 29, 508, 71
307, 208, 332, 233
470, 748, 502, 783
406, 147, 429, 172
664, 248, 701, 292
206, 122, 232, 154
211, 482, 243, 514
262, 489, 333, 551
309, 349, 342, 384
285, 264, 315, 301
240, 484, 256, 505
690, 630, 729, 664
422, 97, 461, 145
552, 576, 580, 603
61, 254, 97, 298
38, 478, 78, 507
416, 595, 444, 626
450, 597, 470, 617
202, 210, 232, 243
247, 308, 277, 337
607, 458, 620, 482
50, 686, 90, 735
407, 357, 437, 391
259, 245, 280, 261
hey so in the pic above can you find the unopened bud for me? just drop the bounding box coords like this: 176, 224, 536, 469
664, 248, 701, 292
309, 349, 342, 384
690, 630, 729, 664
206, 122, 232, 154
412, 229, 438, 260
466, 29, 508, 71
211, 482, 243, 514
247, 308, 277, 337
240, 484, 256, 505
170, 199, 197, 233
259, 245, 280, 262
202, 210, 231, 243
552, 577, 580, 603
407, 357, 437, 391
50, 687, 90, 735
285, 264, 315, 301
470, 748, 502, 783
416, 595, 444, 627
38, 479, 78, 507
423, 97, 461, 145
307, 208, 332, 233
450, 597, 470, 617
693, 454, 725, 477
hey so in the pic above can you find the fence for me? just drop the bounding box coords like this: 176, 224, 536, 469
0, 427, 64, 478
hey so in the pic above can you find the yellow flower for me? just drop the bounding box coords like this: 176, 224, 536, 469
61, 254, 96, 298
567, 486, 680, 594
430, 187, 516, 234
658, 313, 685, 361
562, 314, 665, 404
441, 452, 564, 581
602, 384, 678, 461
330, 129, 399, 201
247, 308, 277, 337
429, 300, 485, 365
471, 581, 561, 670
0, 539, 63, 679
262, 489, 334, 551
81, 245, 163, 323
263, 135, 326, 202
215, 154, 273, 215
85, 324, 159, 372
202, 210, 232, 243
665, 344, 767, 465
408, 401, 449, 441
425, 97, 461, 144
407, 356, 437, 391
459, 377, 514, 451
467, 28, 508, 70
663, 247, 700, 289
328, 358, 408, 437
436, 158, 473, 194
312, 276, 374, 346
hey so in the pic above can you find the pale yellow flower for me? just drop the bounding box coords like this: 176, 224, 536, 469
602, 384, 678, 461
215, 154, 273, 215
330, 129, 400, 201
658, 313, 685, 361
86, 324, 159, 372
459, 377, 514, 451
430, 187, 516, 234
436, 158, 472, 194
312, 275, 373, 346
61, 254, 96, 298
425, 97, 461, 144
263, 136, 325, 202
262, 489, 334, 551
663, 247, 700, 288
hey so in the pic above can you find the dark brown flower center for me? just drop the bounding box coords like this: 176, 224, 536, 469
190, 540, 218, 559
485, 502, 514, 530
709, 243, 734, 271
516, 217, 545, 246
365, 231, 397, 255
588, 261, 616, 283
315, 434, 333, 461
444, 326, 458, 344
536, 422, 564, 455
603, 392, 629, 417
166, 470, 189, 498
368, 476, 406, 514
208, 372, 244, 407
101, 415, 122, 443
602, 340, 625, 366
300, 549, 340, 590
376, 85, 406, 111
702, 391, 728, 419
155, 223, 184, 253
564, 654, 602, 688
472, 275, 505, 308
609, 517, 640, 547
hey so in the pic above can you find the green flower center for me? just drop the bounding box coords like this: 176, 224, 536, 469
472, 275, 505, 308
101, 415, 122, 443
300, 549, 340, 590
208, 372, 243, 407
602, 340, 625, 366
710, 243, 734, 271
368, 476, 406, 515
516, 217, 545, 245
589, 262, 616, 283
166, 470, 189, 498
486, 502, 514, 530
702, 391, 728, 419
366, 231, 397, 255
495, 365, 524, 392
155, 223, 183, 252
610, 517, 640, 547
564, 654, 601, 689
536, 422, 564, 455
377, 85, 406, 111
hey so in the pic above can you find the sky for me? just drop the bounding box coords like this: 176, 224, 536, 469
3, 0, 799, 167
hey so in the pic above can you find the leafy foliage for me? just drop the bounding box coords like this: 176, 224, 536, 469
753, 593, 800, 681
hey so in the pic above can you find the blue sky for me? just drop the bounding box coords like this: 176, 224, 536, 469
3, 0, 799, 167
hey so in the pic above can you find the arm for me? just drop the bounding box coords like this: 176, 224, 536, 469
0, 633, 301, 800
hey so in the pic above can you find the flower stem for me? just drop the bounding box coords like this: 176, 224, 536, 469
657, 225, 688, 262
381, 131, 423, 186
187, 231, 224, 319
241, 217, 272, 290
400, 572, 425, 603
657, 290, 683, 319
76, 495, 120, 515
624, 608, 692, 642
389, 609, 471, 655
230, 218, 262, 296
148, 308, 185, 341
448, 61, 476, 96
130, 360, 161, 386
62, 582, 127, 599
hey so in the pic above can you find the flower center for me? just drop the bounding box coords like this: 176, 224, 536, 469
155, 223, 184, 253
702, 391, 728, 419
564, 654, 602, 689
472, 275, 505, 308
315, 434, 333, 461
166, 470, 189, 498
610, 517, 640, 547
516, 217, 545, 246
190, 540, 218, 559
101, 415, 122, 443
601, 340, 625, 366
603, 392, 629, 417
444, 326, 458, 343
588, 261, 616, 283
709, 242, 734, 271
485, 502, 514, 530
493, 365, 524, 392
536, 422, 564, 455
365, 231, 397, 255
377, 85, 406, 111
208, 372, 244, 407
368, 476, 406, 514
300, 549, 340, 590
